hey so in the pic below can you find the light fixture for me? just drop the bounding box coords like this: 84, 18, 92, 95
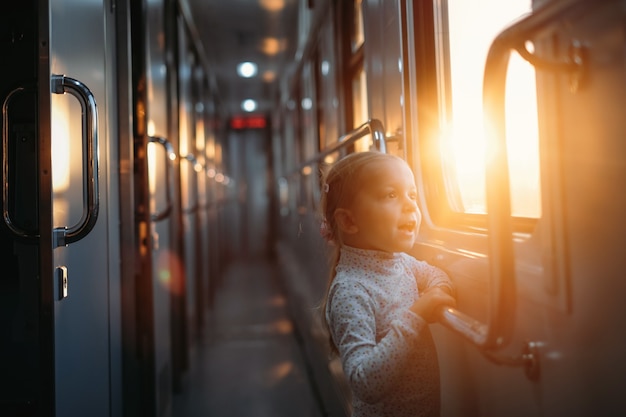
241, 99, 257, 112
262, 70, 276, 82
237, 62, 257, 78
260, 0, 285, 12
301, 97, 312, 110
260, 37, 286, 56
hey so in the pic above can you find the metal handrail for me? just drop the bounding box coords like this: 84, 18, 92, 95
296, 119, 387, 173
437, 0, 598, 354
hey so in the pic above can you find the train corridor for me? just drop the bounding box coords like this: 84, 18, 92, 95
172, 257, 325, 417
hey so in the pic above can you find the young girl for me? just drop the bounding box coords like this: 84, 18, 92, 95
319, 151, 456, 417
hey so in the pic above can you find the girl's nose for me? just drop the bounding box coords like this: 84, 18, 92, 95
402, 194, 418, 211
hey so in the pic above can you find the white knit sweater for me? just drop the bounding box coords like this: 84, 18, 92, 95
326, 245, 454, 417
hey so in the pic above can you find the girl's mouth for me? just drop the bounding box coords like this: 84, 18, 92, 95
399, 221, 416, 232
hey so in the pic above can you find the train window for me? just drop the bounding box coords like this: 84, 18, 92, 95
435, 0, 541, 220
299, 62, 318, 210
352, 0, 364, 52
301, 63, 317, 158
352, 68, 369, 151
316, 18, 340, 150
349, 0, 368, 151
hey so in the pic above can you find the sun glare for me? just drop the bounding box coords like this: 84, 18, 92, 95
443, 0, 540, 218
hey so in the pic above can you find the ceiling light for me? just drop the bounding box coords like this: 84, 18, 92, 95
242, 99, 257, 112
262, 71, 276, 82
321, 60, 330, 76
237, 62, 257, 78
260, 37, 286, 56
260, 0, 285, 12
301, 97, 312, 110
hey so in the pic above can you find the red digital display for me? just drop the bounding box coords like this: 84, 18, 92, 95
230, 115, 267, 129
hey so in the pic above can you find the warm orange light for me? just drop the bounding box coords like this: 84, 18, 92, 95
324, 155, 336, 165
260, 0, 284, 12
51, 95, 71, 192
442, 0, 540, 218
147, 119, 156, 137
206, 138, 215, 159
179, 104, 190, 156
271, 319, 293, 334
155, 249, 185, 296
262, 70, 277, 82
268, 361, 294, 385
195, 117, 205, 151
260, 37, 286, 55
147, 142, 157, 194
215, 143, 222, 165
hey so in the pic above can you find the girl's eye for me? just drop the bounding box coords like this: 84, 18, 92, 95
387, 192, 397, 198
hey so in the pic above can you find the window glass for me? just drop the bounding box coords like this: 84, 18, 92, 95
352, 0, 364, 52
437, 0, 540, 218
317, 21, 339, 150
352, 69, 370, 151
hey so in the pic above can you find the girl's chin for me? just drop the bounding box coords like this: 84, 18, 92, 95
386, 237, 415, 253
398, 231, 416, 243
399, 238, 417, 250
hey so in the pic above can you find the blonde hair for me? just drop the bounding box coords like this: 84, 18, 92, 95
318, 151, 406, 353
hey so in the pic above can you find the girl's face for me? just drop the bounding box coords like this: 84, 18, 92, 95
339, 157, 421, 253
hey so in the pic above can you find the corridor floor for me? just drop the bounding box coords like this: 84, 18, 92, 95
172, 258, 325, 417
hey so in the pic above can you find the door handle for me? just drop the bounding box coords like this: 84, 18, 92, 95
50, 74, 99, 247
148, 135, 176, 221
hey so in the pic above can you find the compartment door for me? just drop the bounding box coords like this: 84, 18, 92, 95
1, 1, 121, 416
49, 0, 122, 416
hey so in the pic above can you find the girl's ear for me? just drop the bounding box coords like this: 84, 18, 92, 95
334, 208, 358, 234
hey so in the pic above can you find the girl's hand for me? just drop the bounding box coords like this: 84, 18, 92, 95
409, 287, 456, 323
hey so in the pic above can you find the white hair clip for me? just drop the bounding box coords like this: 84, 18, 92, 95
323, 183, 329, 193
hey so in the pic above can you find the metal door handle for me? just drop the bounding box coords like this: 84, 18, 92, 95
50, 74, 99, 247
148, 136, 176, 221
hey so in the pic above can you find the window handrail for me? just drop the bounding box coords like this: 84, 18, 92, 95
294, 118, 387, 176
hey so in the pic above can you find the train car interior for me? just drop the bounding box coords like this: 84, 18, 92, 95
1, 0, 625, 416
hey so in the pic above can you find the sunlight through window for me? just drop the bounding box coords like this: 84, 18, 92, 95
439, 0, 541, 218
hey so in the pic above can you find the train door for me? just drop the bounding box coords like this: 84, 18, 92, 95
227, 116, 271, 259
191, 65, 211, 327
48, 0, 122, 415
142, 0, 176, 415
1, 0, 122, 416
203, 99, 220, 307
401, 0, 626, 416
0, 3, 51, 414
176, 15, 202, 347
